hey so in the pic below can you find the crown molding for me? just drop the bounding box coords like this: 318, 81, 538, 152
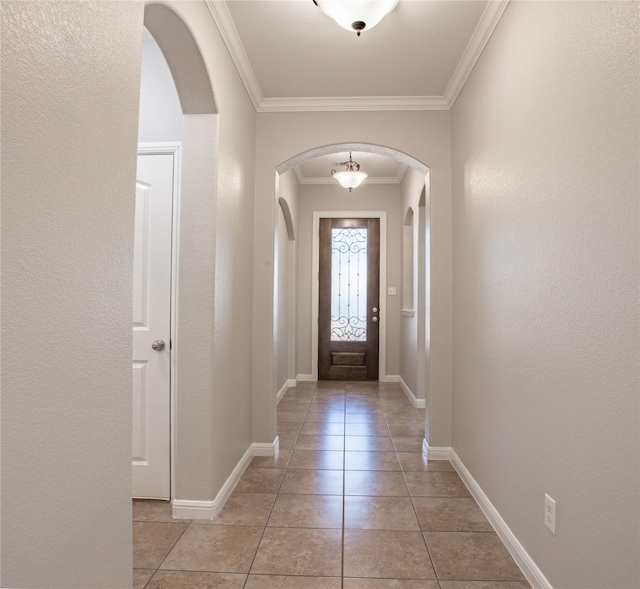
258, 95, 449, 113
292, 166, 305, 186
444, 0, 511, 107
205, 0, 264, 111
207, 0, 509, 113
397, 165, 408, 184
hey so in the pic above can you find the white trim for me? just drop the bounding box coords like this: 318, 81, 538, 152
205, 0, 264, 111
252, 437, 279, 456
450, 449, 553, 589
171, 499, 218, 520
205, 1, 508, 113
172, 440, 278, 519
172, 444, 253, 519
444, 0, 511, 107
379, 374, 399, 384
259, 95, 449, 113
311, 212, 387, 381
398, 377, 425, 409
422, 439, 451, 460
277, 379, 297, 403
297, 374, 315, 382
292, 166, 305, 186
137, 142, 182, 501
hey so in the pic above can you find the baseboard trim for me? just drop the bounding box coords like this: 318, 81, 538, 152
296, 374, 315, 382
450, 449, 553, 589
397, 376, 426, 409
253, 437, 279, 456
277, 380, 294, 403
379, 375, 399, 383
172, 439, 279, 520
422, 439, 451, 460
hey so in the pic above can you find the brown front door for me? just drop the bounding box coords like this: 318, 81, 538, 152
318, 218, 380, 380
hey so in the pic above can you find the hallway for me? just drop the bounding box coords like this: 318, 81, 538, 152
133, 382, 529, 588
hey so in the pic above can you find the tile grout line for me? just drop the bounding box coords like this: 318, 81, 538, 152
341, 384, 346, 588
142, 518, 192, 588
241, 384, 315, 588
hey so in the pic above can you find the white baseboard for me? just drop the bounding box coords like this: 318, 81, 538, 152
253, 437, 279, 456
422, 438, 451, 460
397, 376, 426, 409
296, 374, 315, 382
450, 449, 553, 589
172, 438, 278, 520
277, 379, 296, 403
379, 374, 399, 383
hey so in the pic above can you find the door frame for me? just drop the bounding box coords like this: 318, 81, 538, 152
136, 142, 182, 500
311, 211, 387, 381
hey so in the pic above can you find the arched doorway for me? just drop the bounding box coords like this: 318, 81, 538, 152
273, 142, 431, 436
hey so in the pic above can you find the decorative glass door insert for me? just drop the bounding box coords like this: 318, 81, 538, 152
331, 227, 367, 342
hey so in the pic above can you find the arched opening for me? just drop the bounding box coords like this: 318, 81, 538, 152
277, 143, 428, 176
403, 207, 415, 312
135, 3, 219, 516
272, 142, 431, 438
278, 197, 295, 241
143, 3, 217, 115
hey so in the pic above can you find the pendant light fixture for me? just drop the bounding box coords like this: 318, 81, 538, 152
313, 0, 399, 36
331, 153, 368, 192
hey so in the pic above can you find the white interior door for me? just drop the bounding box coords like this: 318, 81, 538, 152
132, 151, 173, 499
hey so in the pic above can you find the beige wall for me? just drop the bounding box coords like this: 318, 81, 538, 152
2, 6, 260, 586
163, 1, 258, 500
296, 183, 403, 378
1, 2, 144, 587
138, 32, 184, 143
275, 170, 300, 392
450, 2, 639, 587
254, 111, 453, 446
399, 167, 428, 398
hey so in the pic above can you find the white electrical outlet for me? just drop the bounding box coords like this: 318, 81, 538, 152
544, 494, 556, 534
388, 287, 397, 296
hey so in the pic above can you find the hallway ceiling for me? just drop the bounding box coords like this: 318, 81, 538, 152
206, 0, 508, 112
294, 151, 407, 186
293, 151, 407, 184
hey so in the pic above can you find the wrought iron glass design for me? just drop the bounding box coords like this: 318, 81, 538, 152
331, 228, 367, 341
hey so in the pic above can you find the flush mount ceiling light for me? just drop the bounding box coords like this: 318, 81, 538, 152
313, 0, 399, 36
331, 153, 368, 192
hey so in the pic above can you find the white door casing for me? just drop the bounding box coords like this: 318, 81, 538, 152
132, 148, 178, 499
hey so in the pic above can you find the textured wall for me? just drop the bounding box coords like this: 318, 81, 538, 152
255, 111, 452, 446
451, 2, 639, 586
138, 30, 184, 142
275, 170, 300, 392
399, 167, 428, 398
162, 1, 257, 501
1, 2, 144, 587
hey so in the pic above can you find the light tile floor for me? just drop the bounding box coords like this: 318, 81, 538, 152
133, 381, 530, 589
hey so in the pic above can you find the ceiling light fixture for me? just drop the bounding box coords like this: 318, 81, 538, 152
331, 153, 368, 192
313, 0, 399, 36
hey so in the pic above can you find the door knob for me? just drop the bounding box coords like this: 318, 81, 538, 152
151, 340, 166, 352
372, 307, 378, 313
372, 317, 378, 323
